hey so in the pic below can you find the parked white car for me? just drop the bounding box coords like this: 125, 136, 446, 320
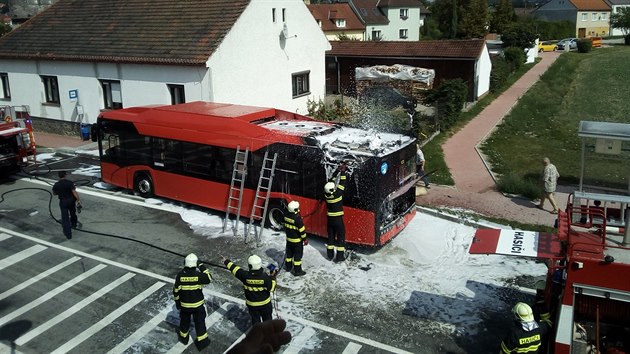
557, 38, 578, 50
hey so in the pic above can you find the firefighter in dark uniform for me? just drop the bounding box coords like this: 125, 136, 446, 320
500, 302, 551, 354
324, 163, 348, 262
283, 201, 308, 276
52, 171, 82, 239
222, 255, 278, 324
173, 253, 212, 351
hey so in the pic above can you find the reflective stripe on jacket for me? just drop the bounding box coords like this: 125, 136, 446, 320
325, 172, 346, 217
173, 266, 212, 309
283, 212, 306, 243
224, 259, 276, 308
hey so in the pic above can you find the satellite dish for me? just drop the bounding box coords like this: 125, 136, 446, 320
282, 23, 290, 38
281, 23, 296, 39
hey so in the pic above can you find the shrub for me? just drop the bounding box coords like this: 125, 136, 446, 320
490, 56, 510, 92
423, 79, 467, 130
577, 39, 592, 53
503, 46, 527, 70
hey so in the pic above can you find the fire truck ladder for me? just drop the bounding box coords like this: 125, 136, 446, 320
222, 146, 249, 237
244, 151, 278, 245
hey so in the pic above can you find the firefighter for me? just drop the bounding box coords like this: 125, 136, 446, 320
283, 201, 308, 276
499, 302, 551, 354
324, 163, 348, 262
173, 253, 212, 351
221, 254, 278, 325
52, 171, 82, 239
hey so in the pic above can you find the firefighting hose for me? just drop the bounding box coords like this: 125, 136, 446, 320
1, 166, 228, 271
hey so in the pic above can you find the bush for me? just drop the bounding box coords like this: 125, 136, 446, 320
535, 20, 575, 41
625, 34, 630, 45
490, 56, 510, 92
423, 79, 467, 131
577, 39, 592, 53
503, 46, 527, 70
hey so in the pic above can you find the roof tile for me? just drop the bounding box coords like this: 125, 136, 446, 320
0, 0, 249, 65
328, 39, 486, 59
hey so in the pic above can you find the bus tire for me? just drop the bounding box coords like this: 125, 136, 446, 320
134, 173, 154, 198
265, 202, 286, 231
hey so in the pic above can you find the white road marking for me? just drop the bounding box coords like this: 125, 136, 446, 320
15, 272, 135, 345
0, 264, 106, 327
50, 281, 165, 354
165, 302, 230, 354
0, 233, 11, 242
223, 333, 247, 354
0, 343, 24, 354
0, 244, 47, 271
342, 342, 363, 354
1, 221, 413, 353
0, 256, 81, 301
282, 326, 316, 354
106, 306, 172, 354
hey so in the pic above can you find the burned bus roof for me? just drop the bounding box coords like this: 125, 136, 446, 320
262, 120, 415, 157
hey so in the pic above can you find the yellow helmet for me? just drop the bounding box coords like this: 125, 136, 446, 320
513, 302, 534, 322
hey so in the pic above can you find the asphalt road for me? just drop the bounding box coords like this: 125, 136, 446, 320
0, 153, 529, 353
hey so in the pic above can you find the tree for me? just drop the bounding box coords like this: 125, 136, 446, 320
501, 22, 537, 49
0, 24, 11, 37
490, 0, 514, 34
458, 0, 489, 38
420, 17, 443, 39
610, 7, 630, 44
430, 0, 458, 39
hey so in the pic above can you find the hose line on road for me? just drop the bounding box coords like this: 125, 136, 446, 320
0, 186, 227, 270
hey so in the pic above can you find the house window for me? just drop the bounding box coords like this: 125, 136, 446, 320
592, 12, 597, 20
292, 71, 310, 98
168, 84, 185, 105
100, 79, 123, 109
399, 29, 408, 39
400, 8, 409, 19
336, 19, 346, 28
372, 29, 382, 40
0, 73, 10, 99
282, 8, 286, 22
581, 13, 588, 21
600, 12, 606, 20
41, 76, 59, 104
272, 8, 276, 23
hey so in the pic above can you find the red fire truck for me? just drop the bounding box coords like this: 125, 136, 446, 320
470, 195, 630, 353
0, 106, 36, 174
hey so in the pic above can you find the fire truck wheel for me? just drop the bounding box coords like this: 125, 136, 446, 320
134, 173, 154, 198
265, 203, 285, 231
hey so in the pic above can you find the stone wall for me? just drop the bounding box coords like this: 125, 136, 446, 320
30, 116, 83, 137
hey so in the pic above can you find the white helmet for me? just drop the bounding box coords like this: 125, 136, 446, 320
248, 254, 262, 270
324, 182, 335, 194
513, 302, 534, 322
288, 201, 300, 213
185, 253, 198, 268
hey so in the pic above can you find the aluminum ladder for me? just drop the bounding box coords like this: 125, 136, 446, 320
222, 146, 249, 237
244, 151, 278, 244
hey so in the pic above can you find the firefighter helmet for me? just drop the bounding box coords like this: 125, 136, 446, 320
185, 253, 198, 268
288, 201, 300, 213
324, 182, 335, 194
513, 302, 534, 322
248, 254, 262, 270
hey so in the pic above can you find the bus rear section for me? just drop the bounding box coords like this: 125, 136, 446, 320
95, 101, 418, 246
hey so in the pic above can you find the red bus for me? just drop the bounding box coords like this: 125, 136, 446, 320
93, 101, 417, 246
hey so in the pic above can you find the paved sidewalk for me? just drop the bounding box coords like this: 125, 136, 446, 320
35, 131, 98, 152
417, 52, 567, 227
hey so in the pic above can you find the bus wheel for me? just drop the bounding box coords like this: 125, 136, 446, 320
265, 203, 285, 231
134, 173, 154, 198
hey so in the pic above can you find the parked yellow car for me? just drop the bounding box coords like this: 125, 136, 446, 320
538, 41, 558, 52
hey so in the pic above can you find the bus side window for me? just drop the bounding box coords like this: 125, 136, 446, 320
182, 142, 212, 176
214, 147, 234, 183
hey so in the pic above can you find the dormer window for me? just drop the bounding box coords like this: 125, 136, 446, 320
336, 19, 346, 28
400, 8, 409, 19
317, 20, 322, 28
